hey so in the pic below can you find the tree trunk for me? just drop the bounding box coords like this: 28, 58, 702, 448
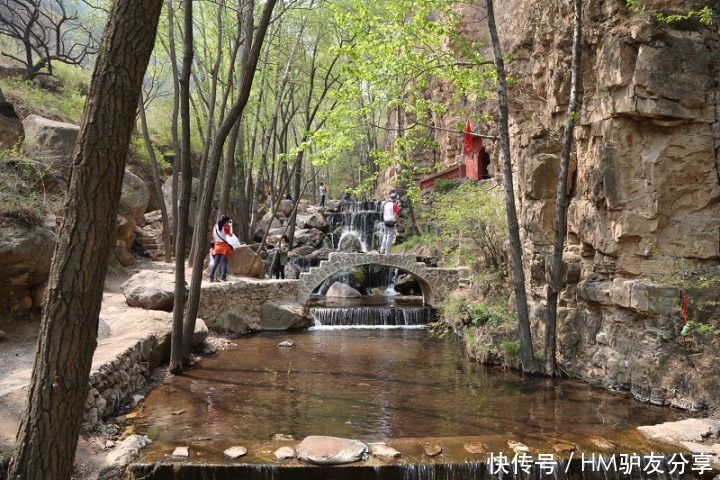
485, 0, 536, 373
7, 1, 163, 478
545, 0, 583, 376
169, 0, 195, 375
165, 0, 182, 245
181, 0, 278, 366
138, 93, 173, 263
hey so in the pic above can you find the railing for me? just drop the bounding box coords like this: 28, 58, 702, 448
418, 164, 466, 191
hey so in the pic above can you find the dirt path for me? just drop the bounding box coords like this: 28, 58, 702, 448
0, 258, 178, 478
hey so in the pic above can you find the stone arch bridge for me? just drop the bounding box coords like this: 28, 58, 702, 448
297, 253, 469, 306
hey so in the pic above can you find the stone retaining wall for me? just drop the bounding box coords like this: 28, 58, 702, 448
83, 336, 158, 430
198, 279, 300, 333
82, 315, 207, 431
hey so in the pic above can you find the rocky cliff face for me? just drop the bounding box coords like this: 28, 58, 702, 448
491, 0, 720, 409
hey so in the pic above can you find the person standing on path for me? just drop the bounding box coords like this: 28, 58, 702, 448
319, 182, 327, 207
273, 235, 290, 279
382, 192, 401, 254
209, 215, 233, 282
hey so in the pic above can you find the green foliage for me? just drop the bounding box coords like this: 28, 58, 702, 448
498, 340, 520, 356
625, 0, 645, 13
656, 7, 713, 25
440, 294, 510, 329
2, 76, 86, 124
659, 256, 720, 336
131, 136, 171, 177
432, 178, 461, 194
626, 1, 714, 25
425, 181, 507, 271
394, 231, 438, 251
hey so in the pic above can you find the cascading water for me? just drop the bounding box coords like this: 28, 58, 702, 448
310, 305, 429, 328
325, 201, 385, 252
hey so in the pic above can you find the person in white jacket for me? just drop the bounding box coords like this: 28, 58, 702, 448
381, 192, 401, 254
209, 215, 233, 282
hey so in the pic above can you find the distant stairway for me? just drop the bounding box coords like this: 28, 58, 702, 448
134, 210, 167, 260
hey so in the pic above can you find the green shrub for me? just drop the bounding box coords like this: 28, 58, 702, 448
433, 178, 461, 193
439, 294, 510, 329
498, 340, 520, 356
658, 257, 720, 336
425, 181, 507, 271
3, 76, 86, 124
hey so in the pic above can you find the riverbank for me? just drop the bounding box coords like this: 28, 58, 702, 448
0, 259, 212, 479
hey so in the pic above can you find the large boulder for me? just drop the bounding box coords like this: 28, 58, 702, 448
276, 199, 294, 217
261, 301, 308, 330
254, 212, 282, 240
0, 88, 23, 149
227, 245, 264, 278
0, 225, 56, 285
394, 274, 421, 295
325, 282, 361, 298
296, 436, 367, 466
120, 170, 149, 219
121, 270, 181, 311
22, 114, 80, 158
161, 174, 199, 228
0, 225, 56, 318
295, 228, 324, 248
116, 214, 137, 253
337, 234, 362, 253
304, 212, 327, 231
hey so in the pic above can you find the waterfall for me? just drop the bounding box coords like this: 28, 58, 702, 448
289, 256, 321, 273
309, 306, 431, 328
326, 201, 384, 252
128, 455, 694, 479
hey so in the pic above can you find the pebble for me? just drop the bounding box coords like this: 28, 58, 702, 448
508, 441, 530, 454
224, 446, 247, 459
552, 441, 576, 453
278, 340, 294, 348
421, 443, 442, 457
370, 444, 401, 458
172, 446, 189, 459
274, 446, 296, 460
590, 436, 615, 450
463, 442, 488, 454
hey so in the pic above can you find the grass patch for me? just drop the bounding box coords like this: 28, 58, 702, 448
2, 75, 86, 124
0, 154, 65, 226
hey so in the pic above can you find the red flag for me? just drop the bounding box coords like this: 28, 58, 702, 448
463, 119, 473, 153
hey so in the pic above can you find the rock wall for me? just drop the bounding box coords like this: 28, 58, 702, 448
82, 314, 208, 430
490, 0, 720, 409
197, 279, 302, 333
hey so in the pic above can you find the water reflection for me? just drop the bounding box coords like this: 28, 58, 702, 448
132, 330, 683, 444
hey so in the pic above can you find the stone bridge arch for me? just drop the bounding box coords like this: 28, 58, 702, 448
297, 253, 468, 306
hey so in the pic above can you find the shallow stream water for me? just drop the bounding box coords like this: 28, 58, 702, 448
130, 329, 683, 444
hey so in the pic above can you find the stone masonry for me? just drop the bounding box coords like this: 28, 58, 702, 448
197, 278, 300, 333
297, 253, 469, 306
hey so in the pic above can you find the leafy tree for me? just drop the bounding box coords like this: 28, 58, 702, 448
171, 0, 279, 373
429, 181, 507, 271
7, 0, 163, 477
0, 0, 100, 80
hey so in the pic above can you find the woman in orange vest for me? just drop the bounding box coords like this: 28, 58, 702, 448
209, 215, 233, 282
